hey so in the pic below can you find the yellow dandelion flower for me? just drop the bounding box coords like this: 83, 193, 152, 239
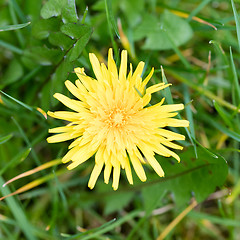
47, 49, 189, 190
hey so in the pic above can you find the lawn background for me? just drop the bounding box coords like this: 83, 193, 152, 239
0, 0, 239, 239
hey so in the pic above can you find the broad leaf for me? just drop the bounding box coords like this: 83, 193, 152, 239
41, 0, 78, 23
134, 10, 193, 50
48, 32, 75, 50
29, 46, 64, 65
40, 0, 67, 19
104, 192, 134, 215
51, 59, 72, 94
142, 146, 228, 207
66, 32, 92, 62
62, 0, 78, 23
61, 23, 92, 62
1, 59, 24, 87
32, 17, 61, 39
61, 23, 92, 40
120, 0, 144, 28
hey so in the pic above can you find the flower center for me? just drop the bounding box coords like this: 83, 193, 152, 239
106, 109, 127, 128
113, 112, 123, 124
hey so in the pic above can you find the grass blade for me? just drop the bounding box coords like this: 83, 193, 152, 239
166, 69, 240, 113
213, 101, 233, 128
104, 0, 119, 39
183, 85, 195, 139
0, 176, 37, 240
8, 0, 26, 47
0, 169, 66, 201
65, 210, 140, 239
161, 67, 197, 156
0, 148, 31, 176
161, 66, 173, 104
189, 211, 240, 227
200, 113, 240, 142
231, 0, 240, 52
0, 22, 30, 32
229, 47, 240, 104
104, 0, 118, 56
0, 134, 13, 144
0, 40, 23, 54
187, 0, 212, 21
0, 90, 33, 112
9, 0, 28, 23
11, 117, 41, 166
3, 159, 62, 187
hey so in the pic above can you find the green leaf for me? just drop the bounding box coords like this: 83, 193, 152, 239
48, 32, 74, 50
134, 10, 193, 50
61, 23, 92, 62
41, 81, 53, 110
67, 31, 92, 62
0, 22, 30, 32
51, 59, 72, 102
164, 30, 191, 68
29, 46, 64, 65
40, 0, 67, 19
120, 0, 144, 28
104, 192, 134, 215
53, 59, 72, 86
0, 134, 13, 145
62, 0, 78, 23
142, 185, 166, 211
40, 0, 78, 23
61, 23, 91, 40
1, 59, 24, 87
144, 146, 228, 207
32, 17, 61, 40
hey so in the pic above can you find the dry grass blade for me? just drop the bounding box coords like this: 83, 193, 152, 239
157, 199, 198, 240
2, 159, 62, 187
170, 9, 217, 30
0, 169, 65, 201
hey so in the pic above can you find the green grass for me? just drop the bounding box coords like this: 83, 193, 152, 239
0, 0, 239, 239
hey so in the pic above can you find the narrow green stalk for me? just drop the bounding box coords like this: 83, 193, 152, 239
9, 0, 25, 48
11, 117, 41, 166
0, 40, 23, 54
104, 0, 118, 57
81, 6, 88, 24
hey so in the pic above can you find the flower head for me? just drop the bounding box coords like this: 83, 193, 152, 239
47, 49, 189, 190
